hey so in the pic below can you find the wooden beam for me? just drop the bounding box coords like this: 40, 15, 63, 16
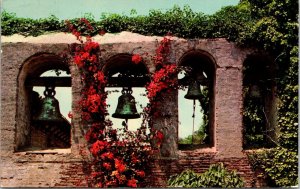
26, 76, 150, 87
26, 77, 71, 87
106, 77, 150, 87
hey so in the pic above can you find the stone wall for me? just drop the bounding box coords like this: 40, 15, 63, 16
1, 32, 263, 187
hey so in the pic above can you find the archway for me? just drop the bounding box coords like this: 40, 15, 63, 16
16, 53, 72, 150
178, 50, 216, 149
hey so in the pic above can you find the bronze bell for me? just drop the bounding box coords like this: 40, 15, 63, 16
184, 80, 202, 100
112, 87, 140, 119
33, 86, 66, 123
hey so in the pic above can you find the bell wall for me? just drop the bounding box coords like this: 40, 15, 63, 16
0, 32, 264, 187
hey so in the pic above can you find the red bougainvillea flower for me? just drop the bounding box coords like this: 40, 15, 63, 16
87, 86, 97, 95
131, 155, 140, 164
84, 41, 100, 52
127, 178, 137, 187
80, 18, 94, 31
86, 94, 102, 113
105, 180, 117, 187
81, 112, 91, 121
136, 170, 145, 178
74, 55, 84, 68
132, 54, 142, 64
81, 52, 90, 60
115, 141, 125, 147
68, 111, 73, 119
103, 162, 112, 170
85, 129, 97, 143
91, 171, 103, 178
100, 152, 114, 159
96, 71, 106, 84
72, 29, 82, 41
115, 159, 126, 173
90, 140, 108, 156
88, 54, 97, 63
154, 36, 171, 65
155, 130, 164, 147
146, 64, 178, 99
112, 171, 126, 184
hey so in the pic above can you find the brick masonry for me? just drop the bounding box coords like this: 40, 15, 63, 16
1, 32, 265, 187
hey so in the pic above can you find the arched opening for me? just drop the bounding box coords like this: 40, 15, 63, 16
102, 54, 150, 132
16, 53, 72, 151
243, 54, 277, 149
177, 50, 216, 149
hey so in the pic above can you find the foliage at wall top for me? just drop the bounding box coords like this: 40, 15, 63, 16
1, 4, 253, 43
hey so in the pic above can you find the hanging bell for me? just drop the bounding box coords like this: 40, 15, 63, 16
112, 87, 140, 119
33, 86, 66, 123
184, 80, 202, 100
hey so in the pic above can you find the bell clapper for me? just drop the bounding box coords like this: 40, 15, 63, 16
125, 118, 128, 130
191, 99, 196, 145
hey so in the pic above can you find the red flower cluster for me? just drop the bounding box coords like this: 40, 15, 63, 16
80, 18, 94, 31
68, 19, 177, 188
96, 71, 105, 84
154, 130, 164, 147
127, 178, 138, 187
154, 35, 172, 66
84, 41, 100, 52
101, 152, 114, 160
136, 170, 145, 178
85, 122, 106, 143
147, 64, 178, 99
89, 94, 101, 112
131, 54, 142, 64
91, 140, 109, 156
73, 43, 99, 69
65, 20, 82, 41
103, 162, 112, 170
81, 93, 105, 114
65, 18, 95, 42
115, 159, 126, 173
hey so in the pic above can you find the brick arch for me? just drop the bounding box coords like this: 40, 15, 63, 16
178, 49, 217, 75
20, 52, 70, 78
242, 53, 277, 149
102, 53, 150, 77
177, 50, 217, 148
15, 53, 72, 151
102, 53, 150, 89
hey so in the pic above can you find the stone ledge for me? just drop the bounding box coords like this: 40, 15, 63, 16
1, 32, 229, 45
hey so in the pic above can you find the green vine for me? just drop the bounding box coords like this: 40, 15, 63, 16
242, 0, 298, 186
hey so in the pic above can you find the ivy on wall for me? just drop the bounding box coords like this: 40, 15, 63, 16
1, 0, 298, 186
241, 0, 298, 186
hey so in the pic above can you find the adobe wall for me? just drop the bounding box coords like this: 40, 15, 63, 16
0, 32, 261, 187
